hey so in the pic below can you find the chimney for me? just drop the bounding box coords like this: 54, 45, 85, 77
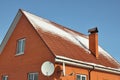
88, 27, 99, 59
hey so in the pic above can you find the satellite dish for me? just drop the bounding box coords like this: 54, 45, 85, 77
41, 61, 55, 76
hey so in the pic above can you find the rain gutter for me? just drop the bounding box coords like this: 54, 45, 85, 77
55, 55, 120, 75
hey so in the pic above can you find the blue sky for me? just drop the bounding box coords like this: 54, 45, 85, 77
0, 0, 120, 62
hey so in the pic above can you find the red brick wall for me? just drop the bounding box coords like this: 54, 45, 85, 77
54, 64, 89, 80
0, 14, 55, 80
91, 70, 120, 80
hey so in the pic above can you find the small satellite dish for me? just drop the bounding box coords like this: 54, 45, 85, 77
41, 61, 55, 76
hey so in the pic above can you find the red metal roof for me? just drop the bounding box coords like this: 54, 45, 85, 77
22, 10, 120, 69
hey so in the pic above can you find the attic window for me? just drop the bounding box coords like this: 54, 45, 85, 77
16, 38, 25, 55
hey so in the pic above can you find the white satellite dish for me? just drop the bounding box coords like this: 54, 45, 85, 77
41, 61, 55, 76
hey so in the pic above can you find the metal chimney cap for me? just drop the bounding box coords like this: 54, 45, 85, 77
88, 27, 98, 33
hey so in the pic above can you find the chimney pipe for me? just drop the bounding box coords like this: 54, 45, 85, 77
88, 27, 99, 59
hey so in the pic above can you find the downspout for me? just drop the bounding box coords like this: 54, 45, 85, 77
88, 66, 94, 80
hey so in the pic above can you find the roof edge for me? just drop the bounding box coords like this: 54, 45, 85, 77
55, 55, 120, 75
0, 10, 22, 53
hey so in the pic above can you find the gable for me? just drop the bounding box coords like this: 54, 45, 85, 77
0, 10, 55, 64
0, 11, 56, 78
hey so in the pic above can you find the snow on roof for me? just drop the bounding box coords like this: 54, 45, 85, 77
23, 10, 90, 52
22, 10, 119, 66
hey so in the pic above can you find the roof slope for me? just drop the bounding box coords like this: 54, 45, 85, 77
0, 9, 120, 69
22, 10, 120, 69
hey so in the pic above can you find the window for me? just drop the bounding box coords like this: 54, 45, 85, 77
2, 75, 8, 80
76, 74, 86, 80
16, 38, 25, 55
28, 73, 38, 80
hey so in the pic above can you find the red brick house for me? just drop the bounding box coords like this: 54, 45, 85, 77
0, 9, 120, 80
